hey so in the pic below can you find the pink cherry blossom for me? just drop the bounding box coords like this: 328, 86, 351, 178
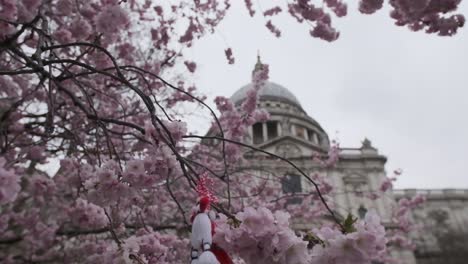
214, 207, 309, 264
359, 0, 384, 14
0, 159, 20, 205
184, 61, 197, 73
310, 21, 340, 42
0, 0, 455, 262
95, 4, 129, 36
69, 198, 108, 229
266, 20, 281, 37
225, 48, 235, 64
244, 0, 255, 16
264, 6, 282, 16
69, 17, 92, 40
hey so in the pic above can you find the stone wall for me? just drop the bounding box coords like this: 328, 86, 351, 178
394, 189, 468, 263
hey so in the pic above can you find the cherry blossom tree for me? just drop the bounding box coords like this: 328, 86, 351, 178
0, 0, 462, 263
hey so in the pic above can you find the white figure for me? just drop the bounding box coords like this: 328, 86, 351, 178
190, 195, 231, 264
192, 251, 220, 264
190, 196, 219, 264
191, 212, 212, 251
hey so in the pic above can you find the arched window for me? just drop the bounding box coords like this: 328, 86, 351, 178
267, 121, 278, 139
252, 123, 263, 144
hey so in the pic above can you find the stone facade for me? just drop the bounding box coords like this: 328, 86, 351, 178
230, 60, 468, 264
394, 189, 468, 264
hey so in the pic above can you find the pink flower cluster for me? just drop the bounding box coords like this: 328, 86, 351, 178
122, 159, 154, 187
16, 0, 42, 23
313, 140, 340, 168
394, 194, 426, 232
225, 48, 235, 64
124, 230, 189, 263
264, 6, 282, 16
0, 0, 18, 39
95, 4, 130, 37
179, 19, 200, 45
26, 145, 46, 162
0, 0, 457, 262
359, 0, 384, 14
288, 0, 340, 42
380, 194, 427, 251
82, 231, 188, 264
69, 198, 108, 229
324, 0, 348, 17
311, 172, 333, 195
214, 207, 309, 264
252, 62, 269, 89
266, 20, 281, 37
0, 158, 20, 205
210, 62, 269, 158
379, 169, 401, 192
144, 120, 187, 145
214, 208, 388, 264
83, 160, 133, 207
162, 120, 188, 143
389, 0, 465, 36
311, 211, 387, 264
244, 0, 256, 16
27, 173, 56, 204
184, 61, 197, 73
310, 20, 340, 42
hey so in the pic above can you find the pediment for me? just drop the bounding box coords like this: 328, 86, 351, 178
343, 173, 368, 187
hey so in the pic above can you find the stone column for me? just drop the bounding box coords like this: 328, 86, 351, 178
262, 122, 268, 142
277, 122, 282, 137
313, 133, 319, 144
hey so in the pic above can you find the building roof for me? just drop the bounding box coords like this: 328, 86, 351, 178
230, 81, 302, 107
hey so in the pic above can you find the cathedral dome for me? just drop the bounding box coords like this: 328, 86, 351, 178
228, 55, 330, 153
230, 81, 302, 108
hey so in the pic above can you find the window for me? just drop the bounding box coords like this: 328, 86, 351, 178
282, 174, 302, 193
308, 130, 314, 143
267, 121, 278, 139
295, 125, 307, 139
282, 174, 302, 204
253, 123, 263, 144
358, 205, 368, 219
307, 130, 320, 144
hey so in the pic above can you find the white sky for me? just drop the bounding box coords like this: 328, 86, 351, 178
187, 1, 468, 189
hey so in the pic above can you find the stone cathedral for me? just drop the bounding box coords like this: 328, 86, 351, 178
230, 58, 468, 264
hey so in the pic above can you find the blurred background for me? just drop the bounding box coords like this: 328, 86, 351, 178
188, 1, 468, 189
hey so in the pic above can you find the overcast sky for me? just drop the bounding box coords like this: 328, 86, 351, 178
188, 1, 468, 189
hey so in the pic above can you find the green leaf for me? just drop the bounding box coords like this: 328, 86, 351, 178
303, 231, 324, 249
343, 213, 358, 233
227, 217, 242, 228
